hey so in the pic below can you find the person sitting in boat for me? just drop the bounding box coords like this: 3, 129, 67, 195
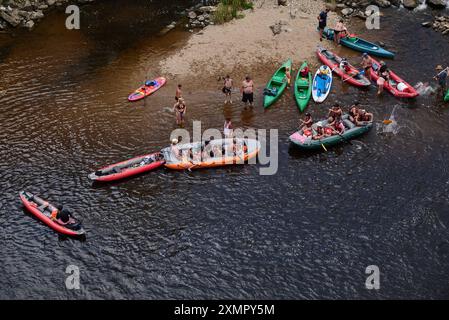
331, 119, 346, 135
299, 113, 313, 132
300, 65, 310, 78
349, 102, 360, 124
355, 109, 373, 126
51, 206, 81, 230
312, 122, 329, 140
211, 144, 222, 158
170, 139, 182, 160
328, 103, 342, 123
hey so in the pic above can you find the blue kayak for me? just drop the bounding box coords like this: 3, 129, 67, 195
312, 65, 333, 103
322, 27, 395, 59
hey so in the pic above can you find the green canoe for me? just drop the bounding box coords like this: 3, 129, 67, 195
289, 114, 372, 150
294, 61, 312, 112
445, 89, 449, 102
263, 59, 292, 108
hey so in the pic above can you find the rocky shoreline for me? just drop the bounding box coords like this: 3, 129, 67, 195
0, 0, 94, 31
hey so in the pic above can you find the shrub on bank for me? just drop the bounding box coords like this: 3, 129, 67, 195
212, 0, 254, 24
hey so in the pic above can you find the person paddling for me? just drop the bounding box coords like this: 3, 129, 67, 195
317, 7, 330, 42
223, 75, 233, 104
434, 65, 448, 91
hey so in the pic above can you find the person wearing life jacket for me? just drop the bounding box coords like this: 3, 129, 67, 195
300, 66, 310, 78
51, 206, 74, 225
299, 113, 313, 132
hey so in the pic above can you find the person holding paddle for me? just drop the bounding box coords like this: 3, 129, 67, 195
355, 109, 373, 126
434, 65, 448, 91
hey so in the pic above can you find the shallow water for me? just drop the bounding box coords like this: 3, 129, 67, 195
1, 3, 449, 299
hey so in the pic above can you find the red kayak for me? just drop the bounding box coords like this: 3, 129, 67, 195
369, 57, 418, 98
19, 191, 85, 237
316, 47, 371, 87
88, 152, 165, 182
128, 77, 167, 102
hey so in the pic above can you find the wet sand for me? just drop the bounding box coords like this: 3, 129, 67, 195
159, 0, 338, 86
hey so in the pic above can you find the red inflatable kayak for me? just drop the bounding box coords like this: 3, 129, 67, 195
19, 191, 85, 237
88, 152, 165, 182
316, 47, 371, 87
128, 77, 167, 102
369, 57, 418, 98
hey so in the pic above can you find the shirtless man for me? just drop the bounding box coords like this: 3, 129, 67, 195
223, 75, 233, 104
241, 76, 254, 108
175, 84, 183, 101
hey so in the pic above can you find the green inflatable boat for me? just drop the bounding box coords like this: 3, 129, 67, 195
289, 115, 373, 150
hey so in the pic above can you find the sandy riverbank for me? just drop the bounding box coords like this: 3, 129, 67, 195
159, 0, 338, 84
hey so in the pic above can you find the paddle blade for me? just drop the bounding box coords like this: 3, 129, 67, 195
383, 120, 393, 125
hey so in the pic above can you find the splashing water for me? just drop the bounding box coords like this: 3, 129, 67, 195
414, 81, 437, 96
382, 105, 400, 134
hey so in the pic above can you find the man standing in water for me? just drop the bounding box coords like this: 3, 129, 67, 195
317, 7, 330, 42
434, 65, 447, 91
222, 75, 233, 104
241, 76, 254, 108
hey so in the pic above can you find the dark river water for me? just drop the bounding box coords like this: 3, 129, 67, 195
1, 1, 449, 299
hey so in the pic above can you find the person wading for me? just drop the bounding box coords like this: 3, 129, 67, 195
241, 76, 254, 108
222, 75, 233, 104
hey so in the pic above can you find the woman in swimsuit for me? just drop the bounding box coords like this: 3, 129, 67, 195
173, 98, 187, 125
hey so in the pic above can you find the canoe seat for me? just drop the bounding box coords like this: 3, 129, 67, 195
272, 76, 285, 84
297, 79, 309, 88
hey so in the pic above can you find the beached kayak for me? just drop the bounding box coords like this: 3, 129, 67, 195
161, 138, 260, 170
294, 61, 312, 112
316, 47, 371, 87
289, 115, 373, 150
369, 57, 419, 98
88, 152, 165, 182
312, 65, 333, 103
263, 59, 292, 108
19, 191, 85, 236
445, 89, 449, 102
128, 77, 166, 102
322, 28, 395, 59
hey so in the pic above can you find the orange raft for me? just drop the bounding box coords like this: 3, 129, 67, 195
161, 138, 261, 170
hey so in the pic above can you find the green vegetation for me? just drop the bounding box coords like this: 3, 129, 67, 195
212, 0, 254, 25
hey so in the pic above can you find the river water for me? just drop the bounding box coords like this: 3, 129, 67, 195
1, 2, 449, 299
